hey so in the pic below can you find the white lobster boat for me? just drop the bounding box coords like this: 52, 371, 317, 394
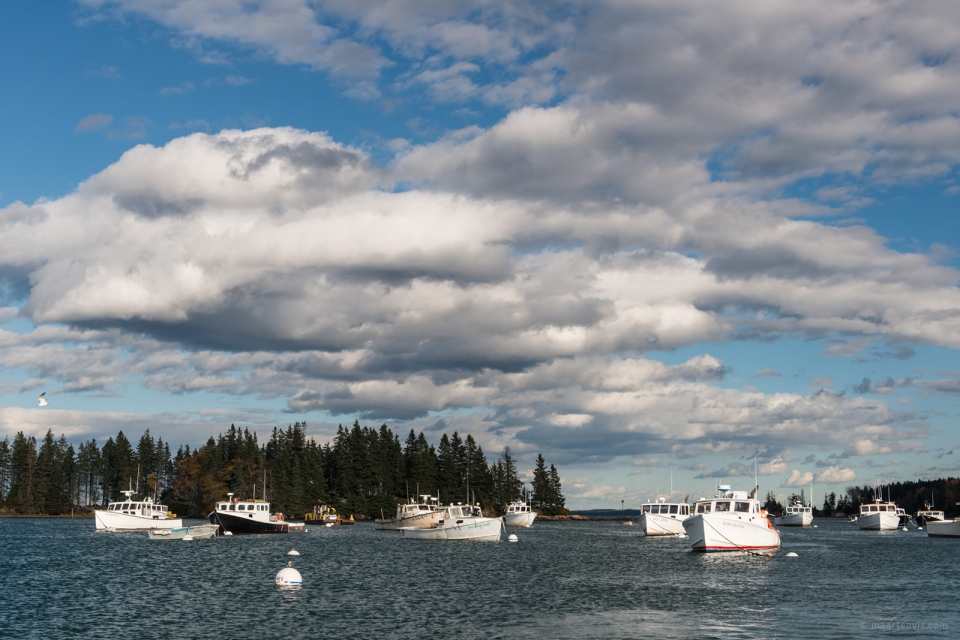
94, 490, 182, 532
682, 485, 780, 553
503, 501, 537, 527
926, 518, 960, 537
773, 500, 814, 527
638, 497, 691, 536
856, 499, 901, 531
401, 504, 502, 541
375, 496, 444, 531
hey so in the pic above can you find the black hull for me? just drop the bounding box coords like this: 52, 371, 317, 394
209, 511, 290, 534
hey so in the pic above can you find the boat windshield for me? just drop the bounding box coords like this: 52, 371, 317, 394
696, 502, 711, 513
715, 501, 731, 512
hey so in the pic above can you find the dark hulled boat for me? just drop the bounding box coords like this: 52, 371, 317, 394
208, 493, 290, 534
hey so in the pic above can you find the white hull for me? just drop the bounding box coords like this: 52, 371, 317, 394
926, 519, 960, 537
683, 514, 781, 552
639, 513, 687, 536
857, 512, 900, 530
504, 512, 537, 527
375, 510, 444, 531
773, 512, 814, 527
149, 524, 219, 540
401, 517, 502, 541
95, 510, 182, 532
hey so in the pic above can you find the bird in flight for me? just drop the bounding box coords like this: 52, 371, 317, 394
38, 392, 49, 407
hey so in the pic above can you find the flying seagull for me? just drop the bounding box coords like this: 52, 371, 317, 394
38, 392, 48, 407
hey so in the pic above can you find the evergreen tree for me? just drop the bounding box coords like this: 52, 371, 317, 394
8, 432, 38, 513
0, 437, 10, 507
531, 454, 550, 511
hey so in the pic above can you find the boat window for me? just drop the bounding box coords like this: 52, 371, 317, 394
715, 501, 730, 512
122, 503, 131, 510
878, 505, 887, 512
238, 505, 245, 511
734, 502, 750, 513
641, 505, 650, 513
697, 503, 711, 513
229, 504, 235, 511
667, 505, 676, 514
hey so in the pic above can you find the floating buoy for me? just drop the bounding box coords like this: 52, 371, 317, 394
288, 548, 300, 556
224, 531, 233, 536
624, 521, 633, 526
324, 522, 334, 528
902, 527, 908, 531
275, 561, 302, 589
182, 535, 194, 542
812, 525, 818, 528
766, 552, 773, 557
508, 534, 518, 542
785, 552, 798, 557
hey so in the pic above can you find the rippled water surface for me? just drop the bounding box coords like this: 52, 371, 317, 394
1, 517, 957, 638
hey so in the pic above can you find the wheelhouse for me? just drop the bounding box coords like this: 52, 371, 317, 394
641, 503, 691, 516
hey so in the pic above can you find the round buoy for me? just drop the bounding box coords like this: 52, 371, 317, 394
812, 525, 818, 528
766, 552, 773, 557
902, 527, 908, 531
624, 521, 633, 526
182, 535, 194, 542
324, 522, 334, 528
508, 534, 518, 542
288, 548, 300, 556
224, 531, 233, 536
275, 561, 302, 589
785, 552, 798, 557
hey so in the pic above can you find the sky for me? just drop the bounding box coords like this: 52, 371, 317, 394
3, 0, 960, 509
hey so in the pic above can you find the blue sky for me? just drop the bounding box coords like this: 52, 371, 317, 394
3, 0, 960, 509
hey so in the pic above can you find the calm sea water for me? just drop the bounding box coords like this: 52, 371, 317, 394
0, 517, 957, 639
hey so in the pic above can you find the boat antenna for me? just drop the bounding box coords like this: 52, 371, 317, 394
135, 464, 140, 496
670, 468, 673, 494
754, 454, 757, 500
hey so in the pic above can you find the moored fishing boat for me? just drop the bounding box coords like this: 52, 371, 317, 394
856, 498, 901, 531
401, 503, 502, 541
915, 504, 945, 529
149, 523, 220, 540
638, 497, 691, 536
773, 498, 814, 528
208, 493, 289, 534
682, 485, 780, 553
94, 489, 182, 532
503, 501, 537, 527
374, 495, 443, 531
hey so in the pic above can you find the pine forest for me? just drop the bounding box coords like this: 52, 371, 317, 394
0, 422, 569, 519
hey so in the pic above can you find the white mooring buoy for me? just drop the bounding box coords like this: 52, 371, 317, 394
224, 531, 233, 536
508, 534, 518, 542
785, 552, 798, 557
276, 561, 302, 589
288, 548, 300, 556
902, 527, 908, 531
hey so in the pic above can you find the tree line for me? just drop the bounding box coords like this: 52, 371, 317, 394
0, 421, 568, 519
762, 477, 960, 517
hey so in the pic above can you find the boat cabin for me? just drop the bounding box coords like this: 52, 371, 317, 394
398, 496, 441, 517
784, 505, 812, 515
216, 499, 271, 514
859, 501, 897, 515
506, 503, 533, 515
693, 486, 762, 514
641, 503, 690, 517
445, 504, 482, 518
105, 490, 172, 518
